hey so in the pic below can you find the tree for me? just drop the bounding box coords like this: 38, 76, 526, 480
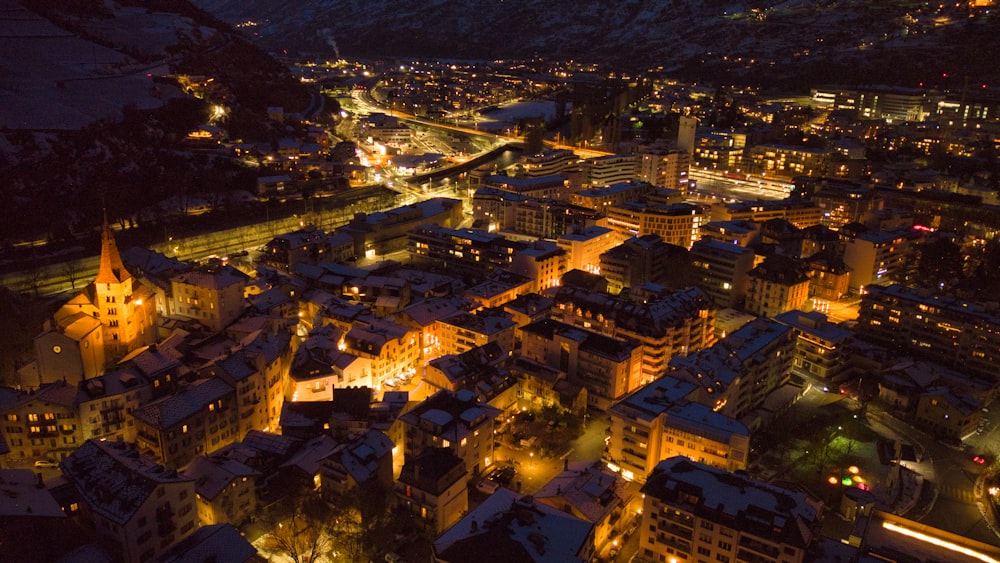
259, 495, 334, 563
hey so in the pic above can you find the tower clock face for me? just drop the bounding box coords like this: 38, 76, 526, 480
52, 345, 62, 354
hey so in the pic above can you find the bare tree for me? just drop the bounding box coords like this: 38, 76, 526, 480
61, 258, 84, 290
259, 496, 333, 563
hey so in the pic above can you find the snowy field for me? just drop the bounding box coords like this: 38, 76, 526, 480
0, 0, 188, 130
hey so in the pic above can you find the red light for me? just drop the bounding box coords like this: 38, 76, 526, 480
942, 73, 948, 78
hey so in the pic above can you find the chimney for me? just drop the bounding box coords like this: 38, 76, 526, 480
470, 519, 478, 532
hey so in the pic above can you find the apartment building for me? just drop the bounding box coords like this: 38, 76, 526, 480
606, 202, 707, 248
395, 447, 468, 536
841, 228, 918, 292
688, 239, 757, 309
399, 389, 501, 476
638, 146, 692, 191
132, 378, 238, 469
61, 440, 199, 563
856, 284, 1000, 382
585, 153, 639, 187
570, 180, 656, 212
557, 226, 617, 275
170, 265, 249, 333
547, 286, 716, 385
670, 318, 796, 422
518, 318, 643, 410
605, 376, 749, 483
745, 255, 811, 318
710, 199, 824, 229
600, 235, 689, 295
774, 310, 854, 386
639, 457, 822, 563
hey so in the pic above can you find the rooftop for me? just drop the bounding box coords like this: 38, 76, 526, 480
642, 457, 819, 549
61, 440, 192, 526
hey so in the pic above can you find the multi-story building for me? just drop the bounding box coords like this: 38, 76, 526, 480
535, 460, 632, 553
699, 219, 761, 248
745, 255, 811, 318
710, 199, 824, 229
181, 455, 258, 527
398, 389, 501, 476
132, 378, 238, 469
433, 489, 595, 563
61, 440, 199, 563
570, 180, 655, 212
407, 225, 519, 277
481, 173, 570, 200
519, 149, 581, 177
360, 112, 413, 146
599, 235, 688, 295
585, 153, 639, 187
76, 368, 154, 444
510, 198, 600, 239
856, 284, 1000, 382
605, 376, 749, 483
548, 286, 716, 385
638, 146, 691, 191
434, 311, 516, 357
688, 238, 757, 309
472, 188, 599, 238
261, 227, 332, 272
518, 318, 643, 410
464, 270, 535, 309
395, 296, 472, 363
0, 468, 67, 562
338, 197, 464, 258
319, 428, 394, 502
395, 447, 468, 536
424, 343, 518, 413
511, 239, 567, 291
200, 327, 292, 438
0, 381, 80, 463
639, 457, 822, 563
343, 318, 419, 392
774, 310, 854, 387
841, 228, 917, 292
606, 201, 707, 248
670, 317, 796, 422
170, 265, 249, 333
745, 144, 834, 179
472, 187, 528, 233
557, 226, 616, 275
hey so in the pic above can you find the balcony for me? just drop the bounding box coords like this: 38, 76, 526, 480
738, 536, 779, 559
655, 533, 691, 553
656, 520, 693, 540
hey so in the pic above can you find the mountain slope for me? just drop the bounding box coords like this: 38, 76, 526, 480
190, 0, 1000, 88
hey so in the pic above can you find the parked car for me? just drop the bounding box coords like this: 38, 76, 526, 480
491, 466, 516, 487
476, 478, 500, 494
34, 459, 58, 468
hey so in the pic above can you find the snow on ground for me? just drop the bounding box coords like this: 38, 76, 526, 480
0, 0, 187, 130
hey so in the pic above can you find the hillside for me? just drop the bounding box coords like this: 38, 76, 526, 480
0, 0, 310, 246
190, 0, 1000, 89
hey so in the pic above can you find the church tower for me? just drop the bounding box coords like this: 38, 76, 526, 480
93, 214, 156, 364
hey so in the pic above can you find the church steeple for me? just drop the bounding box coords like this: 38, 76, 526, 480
95, 211, 131, 285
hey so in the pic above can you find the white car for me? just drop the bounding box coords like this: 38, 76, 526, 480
34, 459, 58, 468
476, 478, 500, 494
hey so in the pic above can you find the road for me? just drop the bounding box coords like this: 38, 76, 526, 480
867, 405, 999, 546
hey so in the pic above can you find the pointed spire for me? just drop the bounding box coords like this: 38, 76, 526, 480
95, 210, 131, 285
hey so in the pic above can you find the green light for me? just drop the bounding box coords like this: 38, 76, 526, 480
841, 477, 854, 486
